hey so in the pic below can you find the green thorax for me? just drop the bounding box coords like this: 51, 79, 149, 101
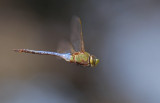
70, 52, 90, 66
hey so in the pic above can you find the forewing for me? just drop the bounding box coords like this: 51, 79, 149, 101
70, 16, 85, 52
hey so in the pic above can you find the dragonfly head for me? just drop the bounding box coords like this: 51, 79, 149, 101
90, 55, 99, 67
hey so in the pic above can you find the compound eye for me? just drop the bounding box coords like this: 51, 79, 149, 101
90, 55, 96, 67
90, 56, 93, 64
94, 59, 99, 66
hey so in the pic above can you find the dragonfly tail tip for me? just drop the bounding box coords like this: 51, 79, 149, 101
13, 49, 23, 52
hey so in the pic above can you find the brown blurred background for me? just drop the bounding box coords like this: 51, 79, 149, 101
1, 0, 160, 103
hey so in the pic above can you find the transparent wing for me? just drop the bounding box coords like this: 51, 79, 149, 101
57, 40, 75, 53
70, 16, 85, 52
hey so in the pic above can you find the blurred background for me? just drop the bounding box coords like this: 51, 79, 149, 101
1, 0, 160, 103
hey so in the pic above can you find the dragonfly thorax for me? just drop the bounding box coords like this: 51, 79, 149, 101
70, 52, 90, 66
70, 52, 99, 67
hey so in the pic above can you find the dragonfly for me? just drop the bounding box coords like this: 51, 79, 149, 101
14, 16, 99, 67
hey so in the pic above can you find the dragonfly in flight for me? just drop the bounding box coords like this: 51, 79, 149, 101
14, 16, 99, 67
